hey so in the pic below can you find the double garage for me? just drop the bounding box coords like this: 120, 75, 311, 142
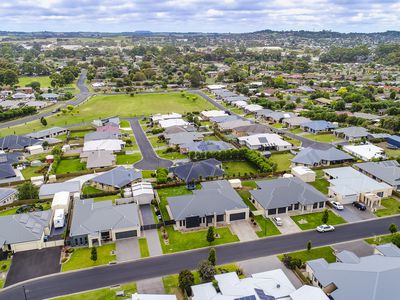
115, 230, 138, 239
183, 210, 248, 229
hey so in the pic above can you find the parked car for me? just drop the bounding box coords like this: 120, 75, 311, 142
331, 201, 344, 210
353, 201, 366, 211
316, 224, 335, 233
272, 216, 283, 226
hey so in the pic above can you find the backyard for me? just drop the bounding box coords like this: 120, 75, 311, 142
303, 133, 341, 143
222, 161, 259, 176
309, 169, 330, 194
278, 246, 336, 263
269, 152, 294, 172
55, 158, 86, 174
21, 166, 45, 179
375, 198, 400, 217
291, 210, 346, 230
116, 153, 142, 165
61, 243, 116, 272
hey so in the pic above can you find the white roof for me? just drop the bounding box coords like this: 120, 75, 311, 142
290, 285, 329, 300
51, 191, 70, 208
26, 145, 43, 151
83, 139, 123, 152
292, 166, 315, 175
234, 101, 248, 108
207, 84, 226, 90
131, 182, 154, 196
239, 133, 291, 147
244, 104, 263, 112
152, 113, 182, 122
159, 119, 189, 128
201, 110, 228, 118
343, 144, 385, 161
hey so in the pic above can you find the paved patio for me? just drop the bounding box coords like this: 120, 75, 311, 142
230, 220, 258, 241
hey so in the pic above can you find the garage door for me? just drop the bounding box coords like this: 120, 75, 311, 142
229, 212, 246, 221
115, 230, 137, 239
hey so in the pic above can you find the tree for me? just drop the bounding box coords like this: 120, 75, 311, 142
321, 209, 329, 224
40, 117, 47, 126
178, 269, 194, 296
392, 233, 400, 248
307, 240, 312, 252
197, 260, 216, 282
17, 182, 39, 200
90, 247, 97, 262
207, 226, 215, 245
189, 69, 203, 87
208, 247, 216, 266
389, 223, 398, 234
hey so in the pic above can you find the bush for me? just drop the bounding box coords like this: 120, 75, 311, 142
282, 254, 302, 270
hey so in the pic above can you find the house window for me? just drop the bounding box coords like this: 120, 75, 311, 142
319, 202, 325, 208
288, 205, 293, 211
294, 203, 300, 210
267, 208, 277, 215
377, 192, 384, 197
313, 203, 318, 209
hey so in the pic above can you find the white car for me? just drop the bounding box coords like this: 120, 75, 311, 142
272, 217, 283, 226
316, 224, 335, 233
331, 201, 344, 210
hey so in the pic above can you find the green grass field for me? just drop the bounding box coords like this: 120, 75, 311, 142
159, 226, 239, 253
375, 198, 400, 217
365, 234, 393, 245
55, 158, 86, 174
18, 76, 78, 94
138, 238, 150, 258
21, 166, 44, 179
255, 216, 281, 237
156, 150, 186, 160
269, 152, 294, 172
116, 153, 142, 165
278, 246, 336, 263
61, 243, 116, 272
291, 210, 346, 230
303, 133, 341, 143
309, 169, 330, 194
0, 92, 214, 137
81, 185, 103, 196
222, 161, 259, 176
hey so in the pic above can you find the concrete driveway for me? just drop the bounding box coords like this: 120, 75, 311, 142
230, 220, 258, 241
5, 247, 61, 287
144, 229, 162, 256
116, 238, 140, 262
140, 205, 155, 226
276, 215, 302, 234
335, 204, 377, 223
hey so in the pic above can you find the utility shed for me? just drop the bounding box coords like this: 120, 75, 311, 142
51, 191, 71, 213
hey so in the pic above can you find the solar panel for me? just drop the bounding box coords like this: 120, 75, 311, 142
255, 288, 276, 300
234, 296, 256, 300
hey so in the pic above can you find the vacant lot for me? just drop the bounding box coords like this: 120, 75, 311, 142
18, 76, 78, 93
0, 92, 214, 137
269, 152, 294, 172
55, 158, 86, 174
116, 153, 142, 165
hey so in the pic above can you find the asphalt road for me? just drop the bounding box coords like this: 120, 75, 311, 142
0, 71, 91, 130
1, 215, 399, 300
128, 118, 173, 170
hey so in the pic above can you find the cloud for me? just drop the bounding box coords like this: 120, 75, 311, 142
0, 0, 398, 32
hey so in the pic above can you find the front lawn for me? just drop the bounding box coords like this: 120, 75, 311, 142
148, 136, 167, 148
269, 152, 294, 172
303, 133, 340, 143
365, 234, 393, 245
291, 210, 346, 230
156, 150, 186, 160
55, 158, 86, 174
254, 216, 281, 237
159, 226, 239, 253
278, 246, 336, 263
222, 161, 259, 176
116, 153, 142, 165
271, 123, 284, 129
375, 198, 400, 217
119, 120, 131, 128
61, 243, 116, 272
138, 238, 150, 258
53, 282, 137, 300
69, 130, 95, 138
289, 128, 304, 134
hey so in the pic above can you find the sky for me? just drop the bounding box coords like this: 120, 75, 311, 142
1, 0, 400, 33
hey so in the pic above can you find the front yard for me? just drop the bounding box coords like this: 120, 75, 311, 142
138, 238, 150, 258
365, 234, 393, 245
375, 198, 400, 217
116, 153, 142, 165
291, 210, 346, 230
156, 150, 187, 160
158, 226, 239, 253
278, 246, 336, 263
254, 216, 281, 237
61, 243, 116, 272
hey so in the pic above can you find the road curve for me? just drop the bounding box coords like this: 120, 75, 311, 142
1, 215, 398, 300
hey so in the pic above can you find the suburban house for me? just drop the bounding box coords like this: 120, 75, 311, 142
84, 132, 120, 142
25, 127, 69, 140
282, 116, 311, 128
179, 140, 233, 154
343, 144, 385, 161
258, 111, 295, 123
192, 269, 328, 300
167, 180, 249, 230
231, 124, 269, 137
0, 210, 52, 252
0, 135, 41, 151
0, 152, 23, 165
159, 118, 189, 129
238, 133, 292, 151
324, 167, 393, 208
82, 138, 124, 153
0, 188, 17, 206
164, 132, 204, 147
291, 166, 316, 182
250, 177, 326, 216
41, 93, 59, 101
209, 115, 240, 124
306, 248, 400, 300
354, 160, 400, 190
80, 150, 116, 169
96, 123, 120, 134
333, 126, 369, 141
300, 120, 337, 133
39, 181, 81, 199
0, 164, 18, 184
131, 182, 154, 205
243, 104, 263, 113
387, 135, 400, 148
353, 112, 381, 122
200, 110, 228, 120
69, 199, 141, 247
89, 167, 142, 192
218, 120, 252, 131
169, 159, 224, 188
292, 145, 353, 167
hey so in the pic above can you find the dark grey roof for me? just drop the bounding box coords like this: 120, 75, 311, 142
0, 210, 51, 245
168, 180, 247, 220
0, 152, 23, 165
84, 132, 119, 142
250, 177, 326, 210
0, 135, 41, 150
91, 167, 142, 188
39, 181, 80, 198
0, 164, 16, 180
69, 199, 140, 237
292, 146, 353, 166
181, 141, 233, 152
165, 132, 204, 145
209, 115, 240, 124
170, 159, 224, 183
355, 160, 400, 187
333, 126, 369, 138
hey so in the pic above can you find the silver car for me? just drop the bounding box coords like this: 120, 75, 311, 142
316, 224, 335, 233
272, 217, 283, 226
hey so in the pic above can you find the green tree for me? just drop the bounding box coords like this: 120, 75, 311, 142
208, 247, 216, 266
207, 226, 215, 245
392, 233, 400, 248
17, 182, 39, 200
389, 223, 398, 234
178, 269, 194, 296
307, 240, 312, 252
198, 260, 216, 282
189, 69, 203, 87
90, 247, 97, 262
321, 209, 329, 224
40, 117, 47, 126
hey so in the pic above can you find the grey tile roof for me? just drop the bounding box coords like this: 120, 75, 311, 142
26, 127, 67, 139
250, 177, 326, 210
181, 141, 233, 152
168, 180, 247, 220
376, 243, 400, 257
0, 164, 16, 180
91, 166, 142, 188
169, 159, 224, 183
84, 150, 115, 169
209, 115, 240, 124
301, 120, 337, 132
308, 252, 400, 300
333, 126, 369, 139
233, 124, 269, 135
39, 181, 81, 198
165, 132, 204, 145
69, 199, 140, 237
292, 145, 353, 166
355, 160, 400, 188
0, 135, 41, 150
0, 210, 51, 245
84, 132, 119, 142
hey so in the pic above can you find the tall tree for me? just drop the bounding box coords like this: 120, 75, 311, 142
178, 269, 194, 296
208, 247, 216, 266
207, 226, 215, 245
90, 247, 98, 262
